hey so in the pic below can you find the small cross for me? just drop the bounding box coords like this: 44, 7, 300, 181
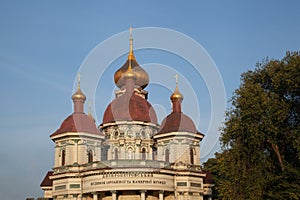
175, 74, 178, 86
129, 27, 133, 37
77, 73, 81, 88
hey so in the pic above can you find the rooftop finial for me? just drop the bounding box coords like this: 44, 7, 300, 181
72, 73, 86, 113
87, 100, 96, 122
175, 74, 179, 90
77, 73, 81, 90
128, 27, 134, 60
129, 27, 133, 53
170, 74, 183, 101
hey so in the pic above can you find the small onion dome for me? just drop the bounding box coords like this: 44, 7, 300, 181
51, 112, 103, 137
157, 112, 200, 135
72, 87, 86, 101
114, 56, 149, 89
72, 76, 86, 113
102, 93, 158, 124
170, 85, 184, 100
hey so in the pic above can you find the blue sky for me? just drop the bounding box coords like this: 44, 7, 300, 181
0, 1, 299, 199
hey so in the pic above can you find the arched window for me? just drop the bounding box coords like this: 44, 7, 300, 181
114, 148, 118, 160
88, 150, 93, 163
141, 148, 146, 160
61, 149, 66, 166
190, 148, 194, 165
113, 130, 119, 139
128, 147, 133, 159
165, 149, 170, 163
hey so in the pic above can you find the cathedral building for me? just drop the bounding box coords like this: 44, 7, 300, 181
40, 31, 213, 200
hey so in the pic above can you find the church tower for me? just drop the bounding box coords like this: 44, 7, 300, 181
42, 76, 105, 199
100, 28, 159, 161
50, 76, 105, 167
154, 76, 204, 167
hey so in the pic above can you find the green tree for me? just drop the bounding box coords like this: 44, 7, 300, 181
203, 52, 300, 199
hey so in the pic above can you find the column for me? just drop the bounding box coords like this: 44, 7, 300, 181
93, 193, 98, 200
179, 192, 183, 200
140, 190, 146, 200
111, 190, 117, 200
72, 194, 78, 200
183, 192, 189, 200
159, 191, 164, 200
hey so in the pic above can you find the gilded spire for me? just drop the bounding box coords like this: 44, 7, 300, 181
128, 27, 135, 60
72, 73, 86, 101
170, 74, 184, 100
124, 27, 136, 81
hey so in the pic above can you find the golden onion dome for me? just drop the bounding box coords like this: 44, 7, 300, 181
114, 58, 149, 89
114, 27, 149, 89
170, 86, 184, 100
170, 75, 184, 100
123, 62, 136, 80
72, 88, 86, 101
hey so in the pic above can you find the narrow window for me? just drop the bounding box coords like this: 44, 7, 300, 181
88, 150, 93, 163
152, 146, 157, 160
142, 148, 146, 160
165, 149, 170, 162
114, 148, 118, 160
101, 147, 108, 161
190, 148, 194, 164
61, 149, 66, 166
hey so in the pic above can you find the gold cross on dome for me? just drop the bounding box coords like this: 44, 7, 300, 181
175, 74, 178, 86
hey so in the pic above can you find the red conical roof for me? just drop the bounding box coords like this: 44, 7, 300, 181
157, 112, 200, 134
102, 93, 157, 124
51, 112, 103, 137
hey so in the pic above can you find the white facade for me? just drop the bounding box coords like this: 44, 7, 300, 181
40, 36, 213, 200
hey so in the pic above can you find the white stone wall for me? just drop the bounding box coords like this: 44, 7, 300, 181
155, 132, 202, 166
52, 133, 104, 168
101, 122, 158, 161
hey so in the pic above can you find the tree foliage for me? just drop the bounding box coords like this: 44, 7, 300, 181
203, 51, 300, 199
